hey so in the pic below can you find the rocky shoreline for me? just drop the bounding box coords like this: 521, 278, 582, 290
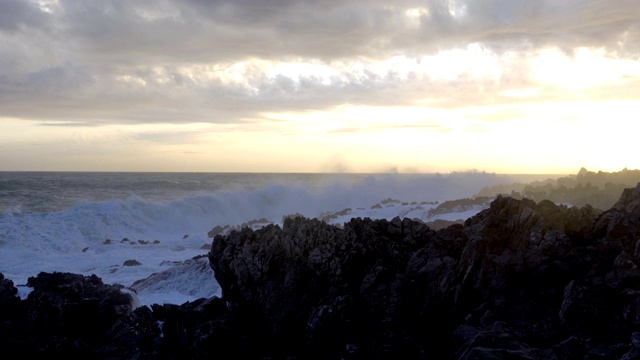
4, 184, 640, 358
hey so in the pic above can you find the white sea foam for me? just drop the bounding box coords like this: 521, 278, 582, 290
0, 172, 548, 305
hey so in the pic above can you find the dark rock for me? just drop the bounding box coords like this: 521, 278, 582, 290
0, 273, 19, 305
426, 218, 465, 230
0, 273, 21, 323
209, 215, 434, 358
205, 184, 640, 358
123, 259, 142, 267
208, 224, 230, 238
4, 183, 640, 358
0, 272, 145, 357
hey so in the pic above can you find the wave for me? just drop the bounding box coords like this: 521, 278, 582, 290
0, 172, 520, 252
0, 171, 525, 298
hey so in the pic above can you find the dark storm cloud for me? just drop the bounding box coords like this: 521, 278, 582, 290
0, 0, 638, 125
54, 0, 640, 61
54, 0, 412, 62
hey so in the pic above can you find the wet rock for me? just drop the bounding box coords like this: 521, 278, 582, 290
123, 259, 142, 267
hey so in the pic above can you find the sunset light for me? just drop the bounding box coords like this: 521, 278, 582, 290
1, 0, 639, 174
5, 2, 640, 356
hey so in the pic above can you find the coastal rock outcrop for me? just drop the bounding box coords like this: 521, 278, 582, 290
3, 184, 640, 358
0, 272, 162, 358
209, 216, 435, 358
207, 185, 640, 359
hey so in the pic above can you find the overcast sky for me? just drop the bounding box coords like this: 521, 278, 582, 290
1, 0, 639, 173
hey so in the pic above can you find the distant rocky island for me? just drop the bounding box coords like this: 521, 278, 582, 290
478, 167, 640, 210
422, 167, 640, 230
3, 170, 640, 358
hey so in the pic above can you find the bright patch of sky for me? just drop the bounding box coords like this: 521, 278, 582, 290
531, 47, 640, 90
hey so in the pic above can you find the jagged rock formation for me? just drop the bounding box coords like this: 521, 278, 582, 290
0, 272, 154, 357
3, 184, 640, 358
209, 216, 434, 358
208, 184, 640, 358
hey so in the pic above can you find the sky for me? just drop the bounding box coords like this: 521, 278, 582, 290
1, 0, 639, 174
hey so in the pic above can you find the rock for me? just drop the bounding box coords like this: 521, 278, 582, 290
209, 215, 432, 358
123, 259, 142, 267
0, 273, 21, 321
207, 224, 230, 238
0, 272, 146, 357
4, 183, 640, 358
426, 218, 464, 230
0, 272, 19, 302
206, 184, 640, 358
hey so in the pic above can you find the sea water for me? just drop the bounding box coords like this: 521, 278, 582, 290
0, 171, 553, 305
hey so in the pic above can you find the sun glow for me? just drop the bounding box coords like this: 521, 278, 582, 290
531, 47, 640, 90
257, 96, 640, 174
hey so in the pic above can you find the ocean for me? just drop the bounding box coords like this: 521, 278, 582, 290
0, 171, 556, 306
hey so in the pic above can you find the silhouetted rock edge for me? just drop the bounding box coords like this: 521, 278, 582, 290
3, 184, 640, 359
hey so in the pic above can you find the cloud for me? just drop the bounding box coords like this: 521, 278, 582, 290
133, 129, 206, 144
0, 0, 49, 33
6, 1, 640, 62
328, 123, 449, 134
0, 0, 639, 126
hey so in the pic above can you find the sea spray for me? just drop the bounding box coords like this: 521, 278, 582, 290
0, 171, 552, 304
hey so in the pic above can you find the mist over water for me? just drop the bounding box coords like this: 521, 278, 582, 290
0, 171, 559, 252
0, 171, 560, 304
